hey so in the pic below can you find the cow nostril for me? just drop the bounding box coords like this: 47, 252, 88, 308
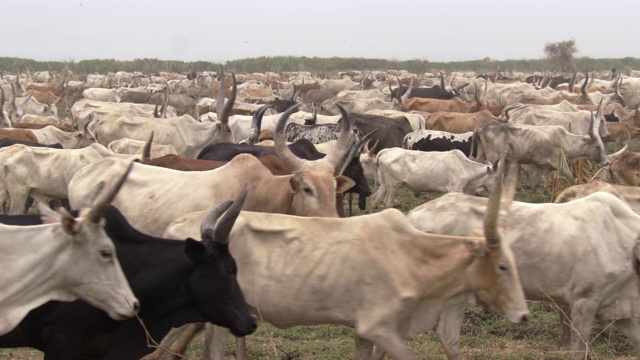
132, 301, 141, 313
521, 313, 530, 323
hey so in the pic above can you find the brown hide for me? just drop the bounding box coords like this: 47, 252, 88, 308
427, 110, 503, 133
402, 97, 485, 113
611, 152, 640, 186
0, 129, 38, 143
146, 154, 291, 176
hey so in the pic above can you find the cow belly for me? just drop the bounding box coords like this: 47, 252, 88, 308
232, 238, 363, 328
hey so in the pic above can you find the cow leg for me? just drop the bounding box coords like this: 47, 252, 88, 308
612, 318, 640, 355
558, 305, 572, 347
569, 301, 598, 360
435, 304, 466, 360
141, 325, 194, 360
383, 182, 402, 209
170, 323, 204, 357
236, 336, 249, 360
355, 303, 417, 360
200, 324, 230, 360
370, 184, 386, 208
8, 189, 29, 215
348, 193, 353, 216
354, 336, 375, 360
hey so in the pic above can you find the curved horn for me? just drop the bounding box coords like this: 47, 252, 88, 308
400, 78, 414, 103
211, 184, 248, 245
580, 71, 589, 96
200, 201, 233, 243
141, 132, 153, 163
335, 128, 379, 176
160, 87, 169, 118
609, 129, 630, 161
246, 105, 273, 144
275, 104, 306, 171
219, 73, 236, 125
439, 72, 447, 94
568, 70, 577, 93
85, 161, 134, 224
484, 156, 507, 247
323, 105, 353, 169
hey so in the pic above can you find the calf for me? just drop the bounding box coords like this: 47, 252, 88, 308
371, 148, 498, 209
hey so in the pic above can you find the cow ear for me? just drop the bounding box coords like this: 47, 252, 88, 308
288, 177, 298, 194
335, 175, 355, 194
184, 238, 206, 261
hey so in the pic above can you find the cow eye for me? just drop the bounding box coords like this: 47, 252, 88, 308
100, 249, 113, 260
303, 187, 313, 195
498, 263, 508, 271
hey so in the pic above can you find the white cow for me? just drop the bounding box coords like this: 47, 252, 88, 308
155, 168, 529, 360
371, 148, 498, 208
108, 138, 178, 158
71, 99, 177, 129
82, 88, 123, 103
0, 164, 139, 335
407, 191, 640, 360
30, 125, 95, 148
0, 143, 137, 215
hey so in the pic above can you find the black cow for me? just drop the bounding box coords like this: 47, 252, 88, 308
0, 202, 257, 359
348, 113, 414, 155
403, 129, 474, 157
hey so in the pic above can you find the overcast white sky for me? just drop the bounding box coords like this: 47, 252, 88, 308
3, 0, 639, 64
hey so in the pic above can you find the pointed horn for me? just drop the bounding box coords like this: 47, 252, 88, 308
484, 155, 507, 247
212, 184, 248, 245
569, 70, 577, 93
219, 73, 236, 125
400, 78, 414, 103
323, 105, 353, 169
21, 90, 33, 107
275, 104, 306, 171
85, 161, 134, 224
216, 66, 225, 120
335, 128, 379, 176
200, 201, 234, 243
161, 87, 168, 118
439, 72, 446, 94
367, 139, 379, 156
247, 105, 273, 144
581, 71, 589, 96
588, 111, 597, 139
141, 132, 153, 163
609, 129, 630, 161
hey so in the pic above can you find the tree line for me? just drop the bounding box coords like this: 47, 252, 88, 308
1, 55, 639, 77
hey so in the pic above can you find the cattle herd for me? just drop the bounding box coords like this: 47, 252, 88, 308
1, 66, 640, 360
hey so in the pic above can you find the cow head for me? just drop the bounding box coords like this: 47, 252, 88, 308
337, 130, 378, 210
39, 162, 139, 321
465, 160, 530, 324
275, 104, 355, 217
359, 139, 379, 183
184, 186, 257, 337
463, 159, 500, 195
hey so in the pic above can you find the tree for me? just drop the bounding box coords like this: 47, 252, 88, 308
544, 39, 578, 72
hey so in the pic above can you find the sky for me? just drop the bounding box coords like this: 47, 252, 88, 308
3, 0, 639, 64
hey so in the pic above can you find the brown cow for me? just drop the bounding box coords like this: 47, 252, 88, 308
426, 110, 506, 133
0, 128, 38, 143
402, 91, 486, 113
145, 154, 290, 176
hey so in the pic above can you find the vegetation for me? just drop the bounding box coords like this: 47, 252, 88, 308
544, 39, 578, 72
2, 55, 640, 76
